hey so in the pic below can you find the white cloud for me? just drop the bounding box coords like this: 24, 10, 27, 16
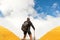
0, 0, 35, 17
0, 0, 60, 40
52, 3, 58, 9
55, 10, 60, 17
51, 10, 60, 17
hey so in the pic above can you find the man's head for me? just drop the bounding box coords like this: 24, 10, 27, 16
27, 18, 30, 21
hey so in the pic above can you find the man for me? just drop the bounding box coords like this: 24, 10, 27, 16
21, 18, 35, 40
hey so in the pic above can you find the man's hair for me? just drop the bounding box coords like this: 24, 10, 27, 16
27, 18, 30, 21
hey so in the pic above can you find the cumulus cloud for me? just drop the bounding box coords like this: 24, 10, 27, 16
52, 3, 58, 9
55, 10, 60, 17
51, 10, 60, 17
50, 3, 60, 17
0, 0, 35, 18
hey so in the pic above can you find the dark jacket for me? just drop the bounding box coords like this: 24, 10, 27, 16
22, 20, 35, 31
26, 21, 35, 31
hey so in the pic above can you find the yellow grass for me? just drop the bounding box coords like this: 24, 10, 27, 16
40, 26, 60, 40
0, 26, 20, 40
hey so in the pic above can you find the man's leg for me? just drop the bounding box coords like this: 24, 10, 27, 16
29, 34, 32, 40
28, 31, 32, 40
23, 31, 27, 40
23, 35, 26, 40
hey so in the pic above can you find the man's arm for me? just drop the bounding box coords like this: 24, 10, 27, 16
30, 21, 35, 30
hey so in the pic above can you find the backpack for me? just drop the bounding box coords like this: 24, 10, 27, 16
21, 21, 28, 31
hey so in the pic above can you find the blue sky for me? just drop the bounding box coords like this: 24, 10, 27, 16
34, 0, 60, 18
